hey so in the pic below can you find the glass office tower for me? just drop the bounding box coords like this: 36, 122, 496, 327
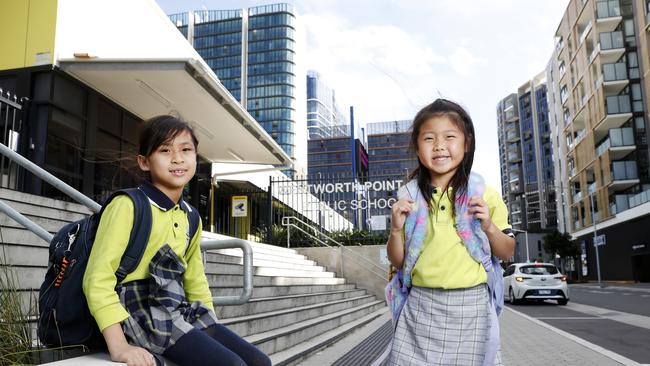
170, 4, 304, 175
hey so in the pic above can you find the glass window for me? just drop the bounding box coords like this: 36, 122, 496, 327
53, 75, 85, 116
45, 108, 84, 193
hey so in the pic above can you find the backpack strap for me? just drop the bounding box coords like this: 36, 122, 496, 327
183, 201, 202, 256
185, 201, 201, 240
98, 188, 152, 283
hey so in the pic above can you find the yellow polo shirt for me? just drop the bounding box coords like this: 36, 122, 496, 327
83, 190, 212, 331
411, 186, 510, 289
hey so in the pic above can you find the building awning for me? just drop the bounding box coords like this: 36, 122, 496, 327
58, 58, 292, 166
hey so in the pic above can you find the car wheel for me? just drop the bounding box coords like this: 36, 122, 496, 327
509, 288, 519, 305
558, 299, 568, 305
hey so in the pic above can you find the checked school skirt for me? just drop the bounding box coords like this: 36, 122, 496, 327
388, 284, 503, 366
117, 244, 219, 363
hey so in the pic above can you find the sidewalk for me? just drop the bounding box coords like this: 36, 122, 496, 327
500, 307, 640, 366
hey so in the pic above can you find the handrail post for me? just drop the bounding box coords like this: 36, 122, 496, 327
200, 238, 253, 305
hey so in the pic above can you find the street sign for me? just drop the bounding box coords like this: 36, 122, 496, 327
232, 196, 248, 217
594, 234, 606, 247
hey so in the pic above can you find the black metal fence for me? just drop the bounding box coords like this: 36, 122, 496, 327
0, 91, 28, 191
265, 170, 411, 247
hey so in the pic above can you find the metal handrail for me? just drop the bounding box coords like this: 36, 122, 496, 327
0, 142, 101, 212
201, 239, 253, 305
281, 216, 386, 280
0, 140, 254, 305
0, 199, 53, 242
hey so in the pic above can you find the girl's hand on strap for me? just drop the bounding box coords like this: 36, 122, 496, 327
468, 196, 493, 233
390, 198, 415, 231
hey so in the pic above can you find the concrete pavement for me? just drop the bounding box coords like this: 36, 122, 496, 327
500, 306, 641, 366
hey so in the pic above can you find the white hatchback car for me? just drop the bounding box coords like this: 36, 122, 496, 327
503, 263, 569, 305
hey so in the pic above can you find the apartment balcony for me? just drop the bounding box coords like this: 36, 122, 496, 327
609, 160, 639, 191
602, 62, 628, 95
599, 31, 625, 64
574, 220, 582, 231
596, 127, 635, 159
506, 129, 520, 142
595, 0, 622, 32
594, 94, 632, 135
507, 151, 522, 163
573, 191, 583, 204
610, 188, 650, 215
578, 20, 593, 46
629, 188, 650, 208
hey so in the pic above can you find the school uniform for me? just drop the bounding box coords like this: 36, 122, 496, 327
83, 181, 270, 366
387, 176, 510, 366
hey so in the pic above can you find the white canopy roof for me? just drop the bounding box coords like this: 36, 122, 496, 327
54, 0, 291, 166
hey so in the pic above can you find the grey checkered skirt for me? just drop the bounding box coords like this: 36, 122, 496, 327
117, 244, 218, 359
388, 285, 503, 366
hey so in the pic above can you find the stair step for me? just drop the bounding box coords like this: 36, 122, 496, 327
0, 227, 52, 246
253, 267, 334, 278
221, 295, 377, 337
209, 246, 307, 262
0, 188, 91, 214
0, 198, 89, 223
215, 289, 368, 318
244, 300, 386, 355
212, 284, 356, 298
204, 262, 326, 276
270, 307, 389, 366
205, 252, 317, 268
0, 214, 73, 233
0, 243, 48, 266
207, 274, 345, 287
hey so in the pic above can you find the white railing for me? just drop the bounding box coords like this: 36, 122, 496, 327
281, 215, 387, 280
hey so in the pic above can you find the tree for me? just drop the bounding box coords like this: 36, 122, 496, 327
543, 230, 579, 279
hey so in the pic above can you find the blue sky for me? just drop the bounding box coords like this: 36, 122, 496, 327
156, 0, 569, 190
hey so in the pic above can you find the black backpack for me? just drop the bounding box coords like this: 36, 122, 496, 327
37, 188, 200, 348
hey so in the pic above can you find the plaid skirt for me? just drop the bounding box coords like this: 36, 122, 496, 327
388, 285, 503, 366
118, 244, 218, 362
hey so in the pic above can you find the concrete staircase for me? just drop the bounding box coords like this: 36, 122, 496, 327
203, 242, 387, 365
0, 188, 388, 365
0, 188, 92, 310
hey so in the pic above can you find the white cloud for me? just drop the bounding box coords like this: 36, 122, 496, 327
301, 12, 448, 122
448, 46, 488, 77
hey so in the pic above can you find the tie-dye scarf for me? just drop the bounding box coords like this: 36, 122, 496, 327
385, 172, 504, 365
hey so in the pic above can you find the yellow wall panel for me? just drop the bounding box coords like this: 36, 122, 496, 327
0, 0, 57, 71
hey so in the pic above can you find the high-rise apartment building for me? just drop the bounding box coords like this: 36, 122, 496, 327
518, 74, 557, 232
306, 70, 347, 139
498, 74, 557, 233
547, 0, 650, 281
497, 94, 524, 227
169, 4, 307, 175
498, 75, 557, 263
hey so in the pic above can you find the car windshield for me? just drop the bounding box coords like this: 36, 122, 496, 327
520, 265, 559, 275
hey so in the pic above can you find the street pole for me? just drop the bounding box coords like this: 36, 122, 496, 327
512, 228, 530, 263
589, 190, 603, 288
525, 231, 530, 262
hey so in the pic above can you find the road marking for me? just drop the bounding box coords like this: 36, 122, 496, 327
536, 317, 603, 320
588, 290, 614, 294
622, 293, 632, 296
506, 307, 642, 366
567, 302, 650, 331
642, 295, 650, 298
